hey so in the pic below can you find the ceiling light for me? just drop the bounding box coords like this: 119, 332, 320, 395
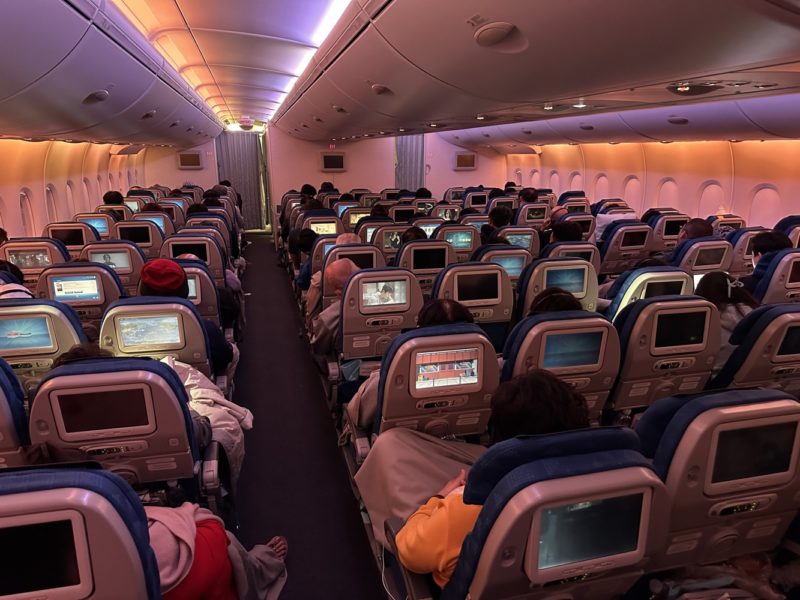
476, 115, 485, 121
543, 103, 554, 111
572, 99, 587, 109
398, 128, 406, 132
310, 0, 352, 46
363, 134, 371, 137
676, 83, 691, 92
379, 131, 386, 135
429, 123, 438, 128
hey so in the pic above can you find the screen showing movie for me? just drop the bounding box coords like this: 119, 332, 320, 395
7, 249, 51, 269
620, 230, 648, 248
172, 243, 208, 262
118, 315, 181, 348
336, 204, 352, 218
644, 280, 684, 298
385, 191, 399, 201
567, 204, 586, 214
724, 220, 743, 230
51, 275, 100, 302
78, 217, 109, 236
543, 331, 603, 369
545, 267, 586, 295
456, 272, 499, 302
0, 317, 53, 352
445, 231, 474, 250
365, 226, 379, 243
505, 233, 532, 249
58, 388, 149, 433
393, 209, 415, 222
50, 228, 84, 246
695, 247, 727, 267
654, 311, 706, 348
415, 348, 479, 390
382, 231, 403, 251
450, 190, 464, 201
361, 279, 408, 307
349, 212, 369, 227
418, 223, 438, 237
0, 520, 81, 595
340, 252, 374, 269
140, 215, 166, 233
187, 276, 198, 300
466, 218, 489, 232
437, 208, 460, 221
124, 200, 140, 212
527, 206, 547, 220
469, 194, 487, 206
537, 493, 643, 570
89, 250, 130, 271
664, 219, 688, 237
309, 221, 338, 235
491, 255, 525, 278
712, 422, 796, 483
413, 247, 447, 270
494, 200, 513, 210
119, 226, 151, 245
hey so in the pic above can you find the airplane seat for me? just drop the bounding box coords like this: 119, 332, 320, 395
99, 297, 213, 378
412, 199, 437, 214
186, 212, 231, 237
308, 234, 339, 278
668, 236, 733, 285
394, 239, 456, 295
460, 214, 490, 232
501, 311, 620, 421
604, 266, 694, 322
463, 191, 489, 212
706, 304, 800, 393
432, 204, 462, 222
132, 211, 177, 236
485, 196, 518, 213
111, 221, 165, 259
591, 198, 628, 216
0, 271, 20, 285
418, 428, 667, 600
173, 258, 222, 326
751, 248, 800, 304
0, 356, 29, 468
726, 226, 767, 277
389, 204, 417, 223
646, 213, 690, 252
0, 466, 160, 599
513, 202, 549, 228
79, 240, 148, 297
433, 223, 480, 263
432, 262, 514, 353
96, 203, 134, 221
493, 225, 540, 257
157, 201, 187, 228
74, 213, 115, 240
181, 223, 230, 256
597, 220, 653, 276
470, 244, 532, 288
320, 244, 388, 309
341, 207, 372, 233
409, 217, 444, 238
635, 388, 800, 571
301, 214, 344, 238
355, 216, 393, 243
515, 257, 599, 319
444, 187, 465, 203
370, 323, 499, 440
538, 240, 601, 274
0, 238, 70, 289
558, 212, 596, 241
370, 224, 411, 260
557, 190, 587, 204
775, 215, 800, 247
161, 233, 228, 288
706, 213, 746, 237
0, 298, 87, 396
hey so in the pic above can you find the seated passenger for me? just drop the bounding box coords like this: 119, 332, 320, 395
518, 187, 538, 203
402, 226, 427, 243
309, 258, 360, 356
695, 271, 759, 375
416, 187, 433, 199
295, 229, 319, 291
480, 206, 513, 245
654, 218, 714, 262
355, 369, 589, 586
140, 258, 236, 378
0, 259, 33, 298
527, 286, 583, 316
146, 502, 288, 600
740, 230, 793, 293
142, 202, 167, 213
549, 220, 583, 243
103, 190, 124, 205
345, 299, 475, 430
0, 227, 7, 245
305, 233, 360, 319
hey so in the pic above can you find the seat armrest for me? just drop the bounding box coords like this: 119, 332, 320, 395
384, 519, 437, 600
341, 406, 371, 464
201, 441, 221, 497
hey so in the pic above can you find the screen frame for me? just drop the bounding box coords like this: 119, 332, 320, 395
49, 273, 104, 306
346, 210, 370, 227
543, 264, 589, 299
525, 205, 548, 221
786, 259, 800, 289
88, 249, 133, 275
618, 229, 649, 250
186, 274, 201, 303
650, 307, 710, 356
537, 327, 607, 375
358, 277, 412, 315
0, 314, 56, 356
489, 252, 527, 279
117, 224, 152, 247
694, 246, 728, 268
114, 313, 186, 352
453, 269, 501, 307
136, 214, 166, 233
6, 247, 54, 271
409, 344, 484, 399
662, 217, 689, 238
170, 241, 209, 263
308, 220, 339, 236
411, 246, 448, 273
444, 229, 476, 250
49, 227, 86, 247
76, 217, 110, 236
642, 278, 688, 299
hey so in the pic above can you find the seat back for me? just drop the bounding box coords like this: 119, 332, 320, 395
516, 257, 599, 317
413, 199, 436, 214
611, 296, 720, 412
301, 215, 344, 237
442, 428, 667, 600
394, 239, 456, 294
181, 225, 229, 256
95, 204, 133, 221
389, 204, 417, 223
486, 196, 518, 213
591, 198, 628, 215
360, 193, 382, 207
514, 202, 550, 227
99, 297, 211, 377
174, 258, 221, 325
371, 224, 411, 259
309, 234, 339, 276
726, 226, 766, 277
669, 237, 734, 285
338, 268, 424, 360
185, 212, 231, 240
349, 188, 372, 202
161, 233, 227, 287
598, 220, 653, 275
122, 196, 146, 213
752, 248, 800, 304
636, 389, 800, 570
646, 213, 690, 252
707, 213, 746, 235
355, 216, 393, 243
111, 221, 164, 259
409, 217, 444, 239
775, 215, 800, 247
341, 207, 371, 232
539, 241, 601, 274
132, 211, 176, 236
605, 266, 694, 322
494, 226, 540, 257
557, 190, 587, 205
157, 201, 187, 227
433, 263, 514, 352
374, 323, 499, 436
381, 188, 401, 200
79, 240, 147, 297
560, 212, 596, 241
503, 311, 620, 420
0, 467, 160, 599
1, 238, 70, 290
471, 245, 532, 287
432, 204, 462, 221
29, 358, 197, 487
464, 191, 489, 211
0, 357, 27, 467
434, 224, 480, 263
45, 221, 101, 254
320, 245, 387, 308
444, 187, 465, 203
560, 198, 591, 215
74, 213, 115, 239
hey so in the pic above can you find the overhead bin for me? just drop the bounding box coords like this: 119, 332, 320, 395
542, 112, 651, 144
736, 93, 800, 138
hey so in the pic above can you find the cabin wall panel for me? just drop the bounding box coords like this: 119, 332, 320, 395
506, 154, 542, 189
44, 142, 90, 220
423, 134, 507, 199
140, 140, 219, 190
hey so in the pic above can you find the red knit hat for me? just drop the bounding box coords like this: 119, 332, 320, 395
140, 258, 186, 293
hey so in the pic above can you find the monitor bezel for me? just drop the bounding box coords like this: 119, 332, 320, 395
435, 206, 462, 221
115, 313, 186, 352
6, 246, 55, 271
346, 209, 371, 227
503, 231, 534, 251
489, 253, 527, 280
335, 202, 358, 218
662, 217, 689, 239
409, 344, 484, 399
358, 276, 412, 315
786, 259, 800, 289
186, 274, 201, 304
379, 229, 406, 252
170, 241, 210, 264
773, 323, 800, 362
467, 193, 487, 207
411, 246, 449, 273
693, 246, 728, 269
123, 199, 141, 213
48, 226, 86, 248
48, 273, 104, 306
88, 249, 133, 275
117, 224, 153, 247
641, 278, 689, 300
543, 264, 589, 300
136, 214, 167, 233
337, 251, 376, 270
444, 229, 476, 251
618, 229, 649, 250
650, 307, 710, 356
453, 269, 502, 307
537, 327, 607, 375
0, 314, 56, 356
307, 220, 339, 236
76, 216, 110, 236
525, 205, 548, 222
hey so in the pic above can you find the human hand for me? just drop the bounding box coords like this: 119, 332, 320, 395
436, 469, 467, 498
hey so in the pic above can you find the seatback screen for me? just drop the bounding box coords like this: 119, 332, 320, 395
339, 252, 374, 269
160, 205, 178, 220
78, 217, 109, 235
563, 250, 593, 262
413, 248, 447, 270
361, 279, 408, 307
0, 520, 80, 594
51, 275, 100, 302
789, 261, 800, 284
466, 218, 488, 231
415, 348, 479, 390
382, 231, 402, 251
140, 215, 166, 232
654, 312, 706, 348
663, 219, 687, 237
124, 200, 140, 212
620, 230, 648, 248
385, 191, 399, 201
505, 233, 532, 249
574, 219, 592, 233
417, 223, 437, 237
309, 222, 337, 235
7, 250, 51, 269
745, 237, 755, 257
187, 276, 198, 300
445, 231, 474, 250
172, 243, 208, 262
0, 317, 53, 352
365, 226, 379, 243
50, 228, 84, 246
58, 388, 149, 433
322, 242, 335, 257
437, 208, 460, 221
712, 422, 796, 483
119, 226, 151, 245
349, 212, 369, 226
118, 315, 181, 347
695, 247, 726, 267
778, 325, 800, 356
456, 272, 499, 302
538, 493, 643, 569
545, 268, 586, 294
543, 331, 603, 369
491, 255, 525, 278
450, 190, 464, 201
469, 194, 487, 206
393, 209, 415, 222
527, 206, 546, 220
90, 250, 131, 271
643, 280, 684, 298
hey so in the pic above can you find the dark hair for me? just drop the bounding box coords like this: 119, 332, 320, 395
518, 188, 539, 203
415, 187, 432, 199
417, 299, 475, 328
320, 181, 336, 192
0, 228, 7, 244
103, 191, 124, 205
53, 343, 114, 369
300, 184, 317, 196
488, 206, 513, 228
751, 230, 793, 256
528, 287, 582, 316
141, 202, 165, 213
305, 198, 324, 211
202, 189, 221, 200
169, 189, 185, 197
219, 180, 232, 187
401, 226, 427, 244
504, 181, 517, 189
551, 221, 584, 242
380, 283, 394, 294
681, 218, 713, 240
297, 228, 319, 253
186, 203, 208, 216
488, 188, 505, 200
489, 369, 589, 444
459, 207, 480, 218
695, 271, 759, 310
203, 197, 223, 208
370, 204, 389, 217
0, 260, 23, 283
338, 193, 354, 203
634, 257, 667, 268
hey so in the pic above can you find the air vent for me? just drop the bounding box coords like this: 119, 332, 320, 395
169, 121, 181, 128
332, 105, 347, 113
141, 110, 157, 120
578, 123, 595, 131
522, 130, 532, 135
371, 84, 391, 95
667, 116, 689, 125
667, 82, 723, 96
83, 90, 110, 104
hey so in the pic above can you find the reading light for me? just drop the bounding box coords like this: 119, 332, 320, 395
544, 102, 554, 111
676, 83, 691, 92
429, 123, 439, 128
476, 115, 486, 120
572, 99, 587, 109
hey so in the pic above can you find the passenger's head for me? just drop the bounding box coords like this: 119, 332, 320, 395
415, 187, 432, 199
417, 298, 475, 327
297, 228, 319, 253
488, 206, 513, 228
338, 193, 354, 203
53, 343, 114, 369
138, 258, 188, 298
459, 207, 479, 218
504, 181, 517, 189
319, 181, 335, 192
186, 203, 207, 216
202, 189, 221, 202
549, 206, 568, 223
370, 204, 389, 217
0, 260, 23, 283
528, 287, 582, 316
518, 187, 538, 203
304, 198, 324, 211
323, 258, 359, 297
751, 230, 793, 266
678, 218, 713, 243
401, 227, 427, 244
695, 271, 759, 310
212, 184, 229, 196
0, 228, 7, 244
202, 197, 223, 208
634, 257, 667, 268
488, 188, 505, 200
169, 189, 185, 197
489, 369, 590, 444
335, 233, 360, 245
141, 202, 164, 213
219, 180, 232, 187
551, 221, 583, 242
300, 183, 317, 197
103, 191, 124, 205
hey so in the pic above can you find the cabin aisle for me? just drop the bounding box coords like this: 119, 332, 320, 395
233, 233, 386, 599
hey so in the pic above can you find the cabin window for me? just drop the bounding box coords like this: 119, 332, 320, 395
530, 169, 541, 187
750, 187, 782, 228
698, 182, 725, 218
19, 190, 34, 236
595, 174, 609, 200
65, 181, 76, 217
657, 178, 679, 208
45, 185, 58, 222
550, 171, 560, 195
570, 172, 583, 190
623, 176, 642, 209
83, 177, 93, 207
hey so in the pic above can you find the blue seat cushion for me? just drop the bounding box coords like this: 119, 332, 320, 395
752, 249, 800, 302
0, 357, 28, 445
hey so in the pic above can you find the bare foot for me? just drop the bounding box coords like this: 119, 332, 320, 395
267, 535, 288, 560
